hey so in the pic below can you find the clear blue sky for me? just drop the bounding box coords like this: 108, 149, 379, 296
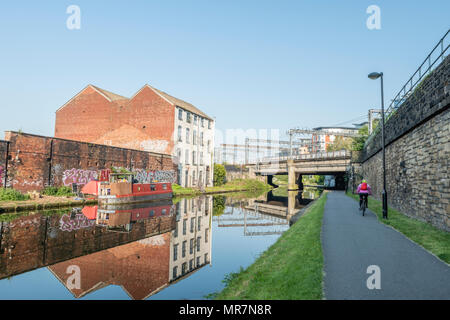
0, 0, 448, 140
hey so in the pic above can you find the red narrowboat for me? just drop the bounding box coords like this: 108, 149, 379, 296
96, 172, 172, 205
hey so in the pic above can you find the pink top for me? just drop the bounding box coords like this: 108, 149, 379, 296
356, 184, 372, 194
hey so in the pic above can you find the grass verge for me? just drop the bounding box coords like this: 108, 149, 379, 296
346, 191, 450, 263
213, 192, 328, 300
173, 179, 272, 197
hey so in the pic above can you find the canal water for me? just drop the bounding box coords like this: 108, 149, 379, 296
0, 188, 320, 300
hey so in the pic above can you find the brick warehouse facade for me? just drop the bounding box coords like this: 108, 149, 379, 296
1, 131, 177, 192
54, 84, 215, 188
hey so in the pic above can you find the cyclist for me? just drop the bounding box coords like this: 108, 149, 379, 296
356, 179, 372, 210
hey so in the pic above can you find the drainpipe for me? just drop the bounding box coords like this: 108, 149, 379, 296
3, 141, 9, 188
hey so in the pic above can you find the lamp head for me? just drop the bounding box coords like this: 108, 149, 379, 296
368, 72, 382, 80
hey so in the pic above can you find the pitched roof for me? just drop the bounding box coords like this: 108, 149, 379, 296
58, 84, 213, 121
90, 85, 128, 101
146, 85, 213, 121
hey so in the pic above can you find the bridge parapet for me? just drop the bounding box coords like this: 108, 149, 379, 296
257, 150, 351, 164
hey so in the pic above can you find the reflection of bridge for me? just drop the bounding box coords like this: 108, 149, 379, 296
247, 150, 352, 190
214, 207, 289, 236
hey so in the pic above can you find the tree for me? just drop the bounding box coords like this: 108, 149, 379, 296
213, 164, 226, 186
327, 136, 353, 152
351, 124, 369, 151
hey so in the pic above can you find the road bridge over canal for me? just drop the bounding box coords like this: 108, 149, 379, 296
247, 150, 352, 190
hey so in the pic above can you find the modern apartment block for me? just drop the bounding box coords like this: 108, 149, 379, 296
54, 84, 215, 187
169, 196, 212, 282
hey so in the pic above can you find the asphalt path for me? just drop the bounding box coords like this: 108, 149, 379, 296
322, 191, 450, 299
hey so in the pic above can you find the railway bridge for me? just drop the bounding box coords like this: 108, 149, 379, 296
247, 150, 352, 190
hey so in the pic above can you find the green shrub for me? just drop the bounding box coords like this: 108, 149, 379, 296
42, 186, 74, 197
213, 164, 226, 186
41, 186, 58, 196
0, 188, 30, 201
56, 186, 74, 196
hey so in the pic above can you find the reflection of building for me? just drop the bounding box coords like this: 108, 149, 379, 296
0, 208, 176, 281
48, 233, 172, 300
169, 196, 213, 282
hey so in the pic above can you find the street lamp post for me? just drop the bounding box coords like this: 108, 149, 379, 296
368, 72, 388, 219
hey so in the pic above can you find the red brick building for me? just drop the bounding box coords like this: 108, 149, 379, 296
55, 84, 215, 187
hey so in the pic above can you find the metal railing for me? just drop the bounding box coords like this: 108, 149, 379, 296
257, 149, 351, 164
368, 28, 450, 142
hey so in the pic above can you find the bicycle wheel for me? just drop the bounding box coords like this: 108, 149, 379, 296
362, 199, 367, 216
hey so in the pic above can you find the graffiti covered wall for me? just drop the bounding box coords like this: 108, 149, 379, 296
3, 131, 178, 192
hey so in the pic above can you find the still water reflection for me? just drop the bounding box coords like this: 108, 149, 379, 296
0, 189, 319, 300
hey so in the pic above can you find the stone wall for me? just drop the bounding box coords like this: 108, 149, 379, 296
358, 55, 450, 231
225, 164, 265, 183
2, 131, 178, 192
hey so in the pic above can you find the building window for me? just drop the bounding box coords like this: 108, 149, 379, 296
189, 259, 193, 270
197, 256, 200, 266
162, 208, 167, 215
178, 126, 182, 142
182, 240, 186, 258
150, 184, 156, 191
187, 112, 191, 123
183, 219, 187, 235
194, 114, 198, 124
173, 266, 178, 279
192, 151, 196, 165
186, 128, 190, 144
208, 120, 211, 129
182, 262, 187, 275
185, 150, 189, 164
200, 152, 203, 165
197, 236, 201, 252
174, 223, 178, 238
205, 228, 208, 243
190, 217, 195, 233
193, 130, 197, 145
207, 140, 210, 153
205, 253, 208, 264
178, 108, 183, 121
173, 244, 178, 261
190, 238, 194, 254
197, 216, 201, 231
201, 118, 205, 127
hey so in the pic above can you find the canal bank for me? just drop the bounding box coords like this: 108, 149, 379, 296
0, 195, 97, 214
0, 179, 272, 214
172, 179, 273, 197
213, 192, 327, 300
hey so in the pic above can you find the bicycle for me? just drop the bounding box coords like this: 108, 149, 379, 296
359, 193, 368, 216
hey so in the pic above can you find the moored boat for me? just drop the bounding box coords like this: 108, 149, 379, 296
98, 172, 172, 205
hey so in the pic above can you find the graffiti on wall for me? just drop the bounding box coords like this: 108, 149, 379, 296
62, 168, 98, 186
59, 213, 96, 232
134, 169, 176, 183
